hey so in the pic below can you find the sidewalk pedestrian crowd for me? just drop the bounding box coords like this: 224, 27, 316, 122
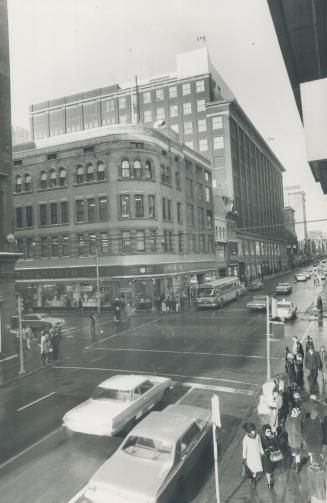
39, 323, 63, 367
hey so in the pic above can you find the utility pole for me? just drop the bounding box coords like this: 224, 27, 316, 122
17, 296, 25, 375
266, 295, 271, 381
96, 249, 100, 316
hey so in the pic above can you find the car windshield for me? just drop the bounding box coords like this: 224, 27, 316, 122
277, 302, 291, 308
92, 387, 131, 401
123, 435, 172, 461
197, 287, 214, 298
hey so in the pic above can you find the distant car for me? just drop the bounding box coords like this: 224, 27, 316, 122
272, 299, 297, 322
83, 404, 211, 503
295, 273, 307, 282
63, 374, 173, 437
248, 279, 264, 291
14, 313, 64, 332
274, 283, 293, 295
246, 295, 267, 311
239, 282, 248, 296
305, 271, 312, 279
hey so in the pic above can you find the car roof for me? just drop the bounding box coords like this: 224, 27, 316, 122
98, 374, 151, 391
130, 410, 194, 442
25, 313, 47, 317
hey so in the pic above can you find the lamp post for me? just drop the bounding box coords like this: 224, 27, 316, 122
95, 249, 100, 316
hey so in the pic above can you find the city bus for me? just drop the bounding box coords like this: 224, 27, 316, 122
196, 277, 241, 308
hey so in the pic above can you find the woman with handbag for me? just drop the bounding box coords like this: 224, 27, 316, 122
285, 407, 304, 471
260, 424, 281, 490
242, 423, 264, 488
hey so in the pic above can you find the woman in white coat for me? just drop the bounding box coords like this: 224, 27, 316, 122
242, 423, 264, 488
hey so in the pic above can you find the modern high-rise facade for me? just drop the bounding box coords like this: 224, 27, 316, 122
284, 186, 308, 241
0, 0, 19, 354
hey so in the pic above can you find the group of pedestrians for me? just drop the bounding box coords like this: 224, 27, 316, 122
244, 335, 326, 491
40, 324, 63, 367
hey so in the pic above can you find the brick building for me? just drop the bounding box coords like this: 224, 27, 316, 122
13, 124, 217, 310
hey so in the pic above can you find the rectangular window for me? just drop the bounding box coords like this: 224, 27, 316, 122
41, 237, 48, 257
212, 116, 223, 130
119, 96, 126, 109
185, 141, 193, 149
167, 199, 171, 221
182, 83, 191, 95
170, 104, 178, 118
196, 182, 203, 201
171, 124, 179, 133
199, 138, 208, 151
199, 234, 205, 253
50, 202, 58, 225
143, 91, 151, 104
162, 197, 166, 220
121, 230, 132, 253
136, 230, 145, 251
156, 88, 164, 101
192, 234, 197, 253
175, 169, 181, 190
26, 206, 33, 227
39, 204, 47, 226
144, 110, 152, 123
156, 108, 165, 120
197, 207, 204, 228
89, 232, 97, 254
99, 196, 108, 221
184, 121, 193, 135
197, 99, 205, 112
177, 202, 183, 224
100, 232, 109, 254
135, 194, 144, 217
102, 98, 115, 112
66, 104, 83, 133
186, 178, 193, 198
87, 198, 96, 222
169, 86, 177, 98
76, 199, 84, 222
207, 210, 213, 229
26, 238, 34, 258
205, 170, 211, 183
61, 201, 69, 224
187, 204, 194, 225
83, 101, 99, 129
183, 102, 192, 115
62, 235, 69, 256
148, 195, 156, 218
198, 119, 207, 132
150, 230, 157, 252
51, 236, 59, 257
120, 195, 130, 218
77, 234, 86, 255
196, 80, 205, 93
205, 186, 212, 203
213, 136, 224, 149
178, 232, 183, 252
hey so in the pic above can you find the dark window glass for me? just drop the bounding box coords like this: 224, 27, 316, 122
76, 200, 84, 222
197, 207, 204, 228
40, 171, 47, 189
122, 230, 132, 253
16, 238, 23, 253
100, 232, 109, 254
99, 196, 108, 221
40, 204, 47, 226
24, 174, 31, 192
97, 163, 105, 181
87, 198, 96, 222
150, 230, 157, 252
50, 202, 58, 225
120, 195, 130, 218
199, 234, 205, 252
62, 235, 69, 256
145, 161, 152, 179
136, 230, 145, 251
41, 237, 48, 257
177, 202, 182, 224
86, 164, 95, 182
77, 234, 86, 255
76, 166, 84, 184
135, 195, 144, 217
26, 206, 33, 227
26, 238, 34, 258
186, 178, 193, 198
148, 195, 156, 218
59, 168, 67, 186
162, 198, 166, 220
175, 169, 181, 190
66, 104, 83, 133
187, 204, 194, 226
61, 201, 69, 224
121, 160, 130, 178
178, 232, 183, 252
207, 210, 213, 229
83, 101, 99, 129
50, 170, 57, 188
89, 233, 97, 254
167, 200, 171, 221
51, 236, 59, 257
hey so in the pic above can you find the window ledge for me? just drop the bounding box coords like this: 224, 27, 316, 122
73, 179, 107, 187
38, 185, 68, 192
118, 177, 155, 182
74, 219, 110, 225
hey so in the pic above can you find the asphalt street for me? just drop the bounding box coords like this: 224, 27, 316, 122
0, 270, 322, 503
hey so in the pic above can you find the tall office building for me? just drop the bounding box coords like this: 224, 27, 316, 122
0, 0, 19, 354
284, 186, 308, 241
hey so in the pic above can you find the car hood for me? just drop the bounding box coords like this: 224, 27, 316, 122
86, 451, 171, 501
64, 398, 128, 424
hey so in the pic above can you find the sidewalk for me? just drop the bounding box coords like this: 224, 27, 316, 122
0, 342, 44, 386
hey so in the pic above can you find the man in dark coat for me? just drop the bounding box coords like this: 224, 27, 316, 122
305, 347, 322, 393
303, 409, 323, 464
317, 296, 323, 314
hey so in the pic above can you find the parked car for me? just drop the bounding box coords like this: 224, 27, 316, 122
82, 404, 211, 503
295, 273, 307, 282
274, 283, 293, 295
272, 299, 297, 322
63, 374, 173, 436
11, 312, 64, 333
246, 295, 267, 311
247, 279, 264, 291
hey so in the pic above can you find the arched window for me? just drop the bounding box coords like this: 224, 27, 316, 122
24, 174, 32, 192
145, 161, 152, 179
76, 165, 84, 184
133, 160, 142, 178
86, 164, 95, 183
40, 171, 47, 190
121, 160, 130, 178
15, 175, 22, 193
59, 168, 67, 187
50, 169, 57, 188
97, 162, 105, 181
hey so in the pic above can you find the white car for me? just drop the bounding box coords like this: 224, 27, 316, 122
274, 283, 292, 295
63, 374, 173, 436
273, 300, 297, 322
295, 273, 307, 282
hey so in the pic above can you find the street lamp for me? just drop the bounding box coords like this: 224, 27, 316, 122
95, 249, 100, 316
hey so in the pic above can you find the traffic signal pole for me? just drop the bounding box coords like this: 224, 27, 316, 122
17, 296, 25, 375
266, 295, 271, 381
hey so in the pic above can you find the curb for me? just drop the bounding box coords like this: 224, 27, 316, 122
0, 364, 47, 388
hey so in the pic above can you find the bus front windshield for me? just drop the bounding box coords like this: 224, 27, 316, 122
197, 287, 215, 298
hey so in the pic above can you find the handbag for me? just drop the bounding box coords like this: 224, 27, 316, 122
269, 448, 283, 462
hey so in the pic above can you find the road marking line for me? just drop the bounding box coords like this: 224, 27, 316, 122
53, 365, 258, 387
85, 319, 160, 349
92, 347, 281, 360
184, 382, 255, 396
67, 485, 87, 503
17, 392, 56, 412
0, 354, 17, 364
0, 427, 61, 471
176, 386, 194, 404
62, 327, 77, 334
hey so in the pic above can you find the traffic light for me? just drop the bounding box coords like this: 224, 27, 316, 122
16, 296, 24, 312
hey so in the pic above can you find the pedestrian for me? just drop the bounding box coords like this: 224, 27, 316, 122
285, 407, 304, 471
306, 335, 314, 352
303, 408, 323, 465
78, 297, 83, 312
90, 310, 97, 339
113, 298, 121, 323
51, 325, 60, 361
291, 336, 304, 359
289, 391, 303, 413
304, 345, 322, 394
302, 394, 322, 419
294, 353, 304, 389
165, 296, 171, 313
161, 297, 167, 314
40, 331, 48, 367
170, 297, 176, 313
260, 424, 280, 490
285, 352, 296, 384
242, 423, 264, 488
317, 295, 323, 314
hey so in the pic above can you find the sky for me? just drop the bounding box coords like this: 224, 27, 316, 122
6, 0, 327, 233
